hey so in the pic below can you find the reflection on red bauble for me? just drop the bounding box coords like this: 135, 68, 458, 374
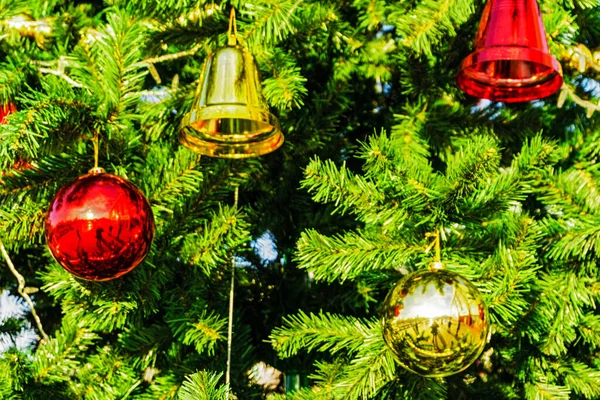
0, 103, 16, 124
45, 168, 155, 281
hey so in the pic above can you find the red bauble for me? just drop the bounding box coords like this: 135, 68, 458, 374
45, 168, 155, 281
0, 103, 16, 124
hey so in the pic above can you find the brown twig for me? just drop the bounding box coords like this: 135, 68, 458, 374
0, 239, 49, 343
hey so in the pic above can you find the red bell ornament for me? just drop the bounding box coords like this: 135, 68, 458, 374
45, 168, 155, 281
457, 0, 563, 102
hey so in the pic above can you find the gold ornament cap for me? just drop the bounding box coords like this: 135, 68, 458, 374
179, 9, 283, 158
88, 167, 105, 175
382, 268, 489, 377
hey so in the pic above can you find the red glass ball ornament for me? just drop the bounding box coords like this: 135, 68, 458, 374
457, 0, 563, 102
45, 168, 154, 281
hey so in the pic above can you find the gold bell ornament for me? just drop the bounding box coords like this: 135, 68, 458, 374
179, 9, 284, 158
381, 231, 490, 377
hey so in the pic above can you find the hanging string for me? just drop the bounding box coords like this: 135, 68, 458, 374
425, 229, 444, 270
225, 185, 239, 397
227, 7, 238, 46
434, 230, 441, 263
93, 129, 99, 169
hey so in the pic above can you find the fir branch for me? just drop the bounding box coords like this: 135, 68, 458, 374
0, 203, 46, 250
179, 206, 250, 275
168, 311, 227, 356
0, 153, 87, 203
0, 86, 95, 169
63, 298, 139, 332
32, 322, 98, 383
262, 66, 307, 110
559, 361, 600, 399
178, 371, 229, 400
302, 157, 409, 225
576, 314, 600, 349
73, 10, 148, 128
267, 361, 348, 399
530, 272, 594, 356
558, 168, 600, 216
0, 57, 31, 103
355, 38, 397, 82
0, 0, 30, 22
335, 328, 396, 399
483, 242, 540, 328
391, 0, 473, 58
352, 0, 388, 31
441, 135, 501, 207
296, 229, 418, 283
398, 374, 448, 400
41, 256, 168, 333
141, 374, 181, 399
524, 381, 571, 400
547, 221, 600, 261
536, 171, 590, 219
117, 0, 200, 20
388, 107, 432, 165
304, 361, 348, 399
147, 146, 204, 211
466, 135, 555, 213
359, 126, 438, 217
240, 0, 301, 48
69, 346, 140, 398
270, 311, 375, 358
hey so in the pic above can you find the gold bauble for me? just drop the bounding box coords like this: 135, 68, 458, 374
382, 268, 489, 377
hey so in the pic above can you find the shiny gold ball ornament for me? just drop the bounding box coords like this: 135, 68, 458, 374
179, 9, 283, 158
382, 268, 489, 377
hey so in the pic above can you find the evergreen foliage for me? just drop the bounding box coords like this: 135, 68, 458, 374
0, 0, 597, 398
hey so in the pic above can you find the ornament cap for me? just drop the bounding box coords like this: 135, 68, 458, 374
227, 7, 238, 47
88, 167, 105, 175
429, 261, 445, 271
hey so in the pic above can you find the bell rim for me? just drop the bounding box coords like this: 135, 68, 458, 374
179, 126, 284, 158
179, 104, 284, 158
457, 73, 563, 103
457, 46, 564, 102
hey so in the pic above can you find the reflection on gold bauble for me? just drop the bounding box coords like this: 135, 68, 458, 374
382, 268, 489, 377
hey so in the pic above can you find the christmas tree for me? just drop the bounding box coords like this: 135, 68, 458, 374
0, 0, 599, 399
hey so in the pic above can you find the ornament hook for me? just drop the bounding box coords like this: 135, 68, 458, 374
425, 229, 444, 271
88, 129, 105, 175
93, 129, 99, 169
227, 7, 238, 46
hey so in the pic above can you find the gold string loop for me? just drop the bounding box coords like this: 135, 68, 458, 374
425, 229, 444, 270
227, 7, 238, 46
93, 130, 99, 169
